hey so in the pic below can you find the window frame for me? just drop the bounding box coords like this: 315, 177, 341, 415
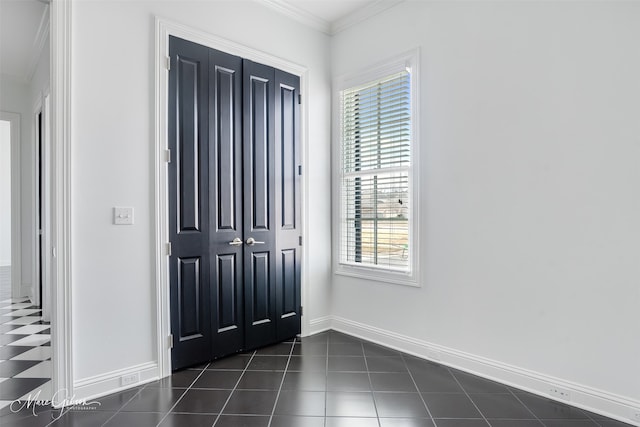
332, 49, 420, 287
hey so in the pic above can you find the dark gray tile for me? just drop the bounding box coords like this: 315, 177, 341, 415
121, 387, 184, 412
329, 342, 364, 356
147, 369, 201, 388
270, 415, 325, 427
518, 394, 590, 420
374, 392, 429, 418
274, 390, 326, 416
0, 378, 50, 400
433, 420, 488, 427
158, 413, 217, 427
598, 421, 637, 427
287, 356, 327, 372
325, 417, 379, 427
363, 343, 401, 357
281, 371, 326, 391
47, 410, 115, 426
413, 369, 463, 393
214, 415, 270, 427
247, 356, 289, 371
421, 393, 481, 418
542, 420, 599, 426
380, 419, 436, 427
256, 343, 294, 356
237, 371, 285, 390
223, 390, 277, 415
192, 370, 242, 389
454, 372, 511, 393
208, 355, 252, 370
469, 393, 534, 419
171, 389, 230, 413
328, 332, 363, 344
298, 333, 329, 345
404, 356, 445, 373
366, 356, 408, 372
93, 387, 143, 411
292, 342, 328, 356
103, 412, 164, 426
326, 391, 377, 417
370, 373, 418, 392
328, 357, 367, 372
488, 421, 543, 427
327, 372, 371, 392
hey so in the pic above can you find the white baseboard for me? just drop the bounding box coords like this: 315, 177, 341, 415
330, 316, 640, 427
307, 315, 332, 335
73, 362, 159, 402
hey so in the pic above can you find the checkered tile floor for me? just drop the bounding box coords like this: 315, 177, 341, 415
0, 297, 52, 410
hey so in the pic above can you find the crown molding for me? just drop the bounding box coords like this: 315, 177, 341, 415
256, 0, 405, 36
25, 4, 50, 83
331, 0, 405, 35
258, 0, 332, 34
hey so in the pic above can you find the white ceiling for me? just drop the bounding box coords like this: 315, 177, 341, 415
0, 0, 49, 82
259, 0, 404, 34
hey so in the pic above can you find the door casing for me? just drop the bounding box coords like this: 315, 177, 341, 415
154, 18, 310, 378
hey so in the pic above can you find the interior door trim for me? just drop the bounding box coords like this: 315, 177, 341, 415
155, 17, 309, 379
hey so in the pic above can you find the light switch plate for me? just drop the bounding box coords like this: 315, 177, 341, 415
114, 207, 134, 225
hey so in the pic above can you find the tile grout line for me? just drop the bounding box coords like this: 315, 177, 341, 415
92, 381, 152, 427
360, 340, 383, 427
506, 388, 546, 427
447, 367, 492, 427
210, 351, 257, 427
400, 353, 439, 427
266, 338, 297, 427
154, 361, 213, 427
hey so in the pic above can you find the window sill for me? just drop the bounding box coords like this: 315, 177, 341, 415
334, 263, 420, 288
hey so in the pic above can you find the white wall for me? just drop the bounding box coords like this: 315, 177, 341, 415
0, 120, 11, 266
70, 0, 331, 388
0, 75, 28, 292
331, 0, 640, 420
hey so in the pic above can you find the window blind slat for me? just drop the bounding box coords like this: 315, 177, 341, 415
340, 70, 411, 272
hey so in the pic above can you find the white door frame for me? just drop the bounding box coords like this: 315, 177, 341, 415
50, 0, 73, 406
154, 17, 311, 378
31, 91, 52, 319
0, 111, 22, 300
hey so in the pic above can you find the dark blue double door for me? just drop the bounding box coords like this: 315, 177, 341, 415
168, 37, 301, 370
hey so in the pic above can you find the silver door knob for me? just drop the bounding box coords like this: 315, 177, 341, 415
228, 237, 243, 246
246, 237, 265, 246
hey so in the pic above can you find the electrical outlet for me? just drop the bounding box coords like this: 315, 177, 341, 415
548, 385, 571, 401
120, 373, 139, 387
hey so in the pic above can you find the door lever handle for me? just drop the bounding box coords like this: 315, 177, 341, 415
228, 237, 243, 246
246, 237, 265, 246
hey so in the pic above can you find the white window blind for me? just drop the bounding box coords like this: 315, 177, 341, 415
339, 70, 412, 272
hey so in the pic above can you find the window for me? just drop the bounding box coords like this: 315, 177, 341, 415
335, 52, 419, 286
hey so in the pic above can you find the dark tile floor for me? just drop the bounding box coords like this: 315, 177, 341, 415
0, 330, 633, 426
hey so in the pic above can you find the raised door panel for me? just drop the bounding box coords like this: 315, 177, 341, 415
274, 70, 302, 341
209, 49, 244, 359
169, 37, 212, 370
243, 60, 277, 350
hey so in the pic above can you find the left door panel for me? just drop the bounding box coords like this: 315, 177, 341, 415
168, 38, 212, 370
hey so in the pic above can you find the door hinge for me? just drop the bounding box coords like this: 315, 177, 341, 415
299, 236, 302, 246
166, 242, 172, 256
165, 149, 171, 163
166, 56, 171, 71
298, 94, 302, 104
298, 165, 302, 175
168, 334, 173, 349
